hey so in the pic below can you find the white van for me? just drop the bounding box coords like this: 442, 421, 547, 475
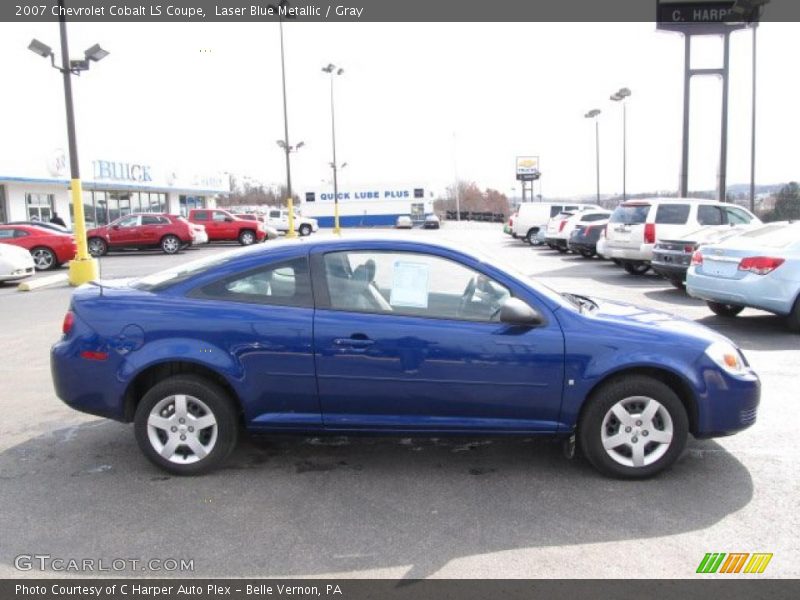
604, 198, 761, 275
512, 202, 599, 244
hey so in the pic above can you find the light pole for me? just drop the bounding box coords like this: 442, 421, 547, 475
276, 140, 304, 237
584, 109, 602, 203
610, 88, 631, 202
269, 0, 300, 237
322, 63, 345, 235
27, 2, 108, 286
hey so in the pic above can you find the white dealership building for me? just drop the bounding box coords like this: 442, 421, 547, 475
0, 150, 227, 228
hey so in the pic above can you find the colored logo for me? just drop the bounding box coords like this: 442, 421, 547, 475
696, 553, 773, 574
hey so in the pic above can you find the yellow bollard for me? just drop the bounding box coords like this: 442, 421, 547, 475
67, 178, 98, 286
286, 197, 296, 239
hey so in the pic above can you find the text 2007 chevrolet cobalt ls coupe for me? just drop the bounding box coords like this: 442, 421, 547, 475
51, 237, 760, 478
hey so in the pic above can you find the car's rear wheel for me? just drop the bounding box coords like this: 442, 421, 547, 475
238, 229, 256, 245
31, 247, 57, 270
669, 277, 685, 290
160, 235, 181, 255
623, 261, 651, 275
299, 223, 312, 236
787, 296, 800, 333
579, 376, 688, 479
526, 229, 539, 245
87, 237, 108, 257
706, 301, 744, 317
134, 375, 239, 475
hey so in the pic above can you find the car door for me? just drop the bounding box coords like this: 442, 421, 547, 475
140, 215, 166, 245
186, 255, 320, 428
311, 247, 565, 432
107, 215, 140, 246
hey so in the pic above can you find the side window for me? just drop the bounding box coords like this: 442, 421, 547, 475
725, 207, 752, 225
212, 211, 228, 222
117, 215, 140, 228
322, 251, 511, 322
655, 204, 691, 225
191, 257, 312, 308
697, 205, 724, 226
193, 211, 208, 221
141, 215, 163, 225
0, 229, 15, 239
269, 210, 281, 219
549, 206, 562, 218
14, 229, 30, 238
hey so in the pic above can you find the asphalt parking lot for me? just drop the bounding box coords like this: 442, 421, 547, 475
0, 224, 797, 579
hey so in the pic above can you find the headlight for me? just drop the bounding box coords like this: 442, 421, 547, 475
705, 341, 747, 376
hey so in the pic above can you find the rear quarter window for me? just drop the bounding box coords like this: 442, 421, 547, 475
655, 204, 690, 225
697, 205, 724, 226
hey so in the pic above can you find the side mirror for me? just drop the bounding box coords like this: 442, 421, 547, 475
224, 216, 234, 222
112, 225, 120, 230
499, 298, 544, 327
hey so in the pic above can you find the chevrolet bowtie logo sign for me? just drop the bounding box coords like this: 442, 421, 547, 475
696, 552, 773, 574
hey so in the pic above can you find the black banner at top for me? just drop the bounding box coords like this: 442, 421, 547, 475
2, 0, 800, 22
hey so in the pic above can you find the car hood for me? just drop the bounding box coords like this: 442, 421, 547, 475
581, 296, 731, 346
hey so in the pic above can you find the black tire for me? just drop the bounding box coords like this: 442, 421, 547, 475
238, 229, 256, 246
30, 246, 58, 271
580, 250, 596, 259
160, 234, 181, 255
707, 301, 744, 318
612, 259, 622, 266
786, 295, 800, 333
526, 229, 539, 245
669, 278, 686, 290
87, 237, 108, 257
623, 261, 651, 275
579, 375, 689, 479
134, 375, 239, 476
299, 224, 312, 237
556, 245, 568, 254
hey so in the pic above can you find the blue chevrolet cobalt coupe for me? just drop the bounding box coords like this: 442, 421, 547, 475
51, 237, 760, 478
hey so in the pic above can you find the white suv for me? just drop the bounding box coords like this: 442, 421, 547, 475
544, 209, 610, 252
512, 202, 599, 244
604, 198, 761, 275
266, 208, 319, 237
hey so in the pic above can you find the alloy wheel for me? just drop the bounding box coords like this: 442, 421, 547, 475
31, 248, 55, 270
146, 394, 218, 465
600, 396, 674, 468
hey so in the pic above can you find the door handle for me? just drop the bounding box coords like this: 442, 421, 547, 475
333, 336, 375, 348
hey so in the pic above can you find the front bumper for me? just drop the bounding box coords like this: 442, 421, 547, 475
694, 357, 761, 437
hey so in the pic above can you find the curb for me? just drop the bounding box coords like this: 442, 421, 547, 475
17, 273, 69, 292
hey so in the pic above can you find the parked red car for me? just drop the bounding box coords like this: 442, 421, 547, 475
0, 224, 77, 270
188, 209, 266, 245
87, 213, 194, 256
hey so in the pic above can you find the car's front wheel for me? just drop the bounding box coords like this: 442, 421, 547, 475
299, 224, 312, 237
707, 301, 744, 318
134, 375, 239, 475
579, 375, 688, 479
160, 235, 181, 255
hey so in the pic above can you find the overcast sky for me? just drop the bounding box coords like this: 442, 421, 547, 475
1, 21, 798, 198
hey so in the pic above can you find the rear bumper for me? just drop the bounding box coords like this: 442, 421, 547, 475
567, 240, 596, 253
651, 262, 688, 281
545, 237, 568, 249
686, 270, 795, 315
604, 242, 653, 262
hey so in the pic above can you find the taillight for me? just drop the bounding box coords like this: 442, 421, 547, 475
644, 223, 656, 244
559, 220, 568, 232
62, 311, 75, 335
691, 251, 703, 266
509, 218, 513, 226
738, 256, 785, 275
684, 244, 696, 254
584, 226, 594, 235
